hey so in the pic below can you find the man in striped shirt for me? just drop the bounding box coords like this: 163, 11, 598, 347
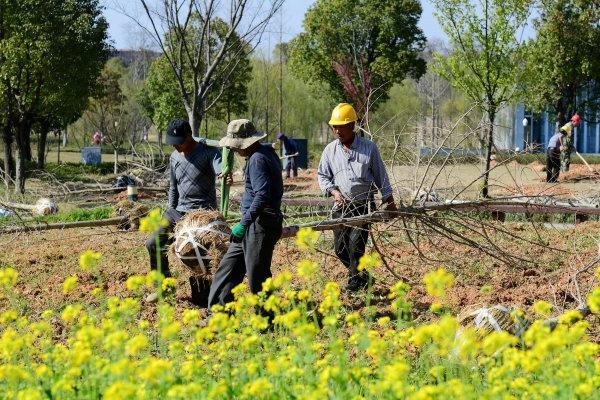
318, 103, 396, 292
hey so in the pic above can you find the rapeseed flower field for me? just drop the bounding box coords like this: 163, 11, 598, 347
1, 211, 600, 399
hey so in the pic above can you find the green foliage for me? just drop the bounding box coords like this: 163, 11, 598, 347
288, 0, 426, 119
139, 56, 187, 133
42, 162, 115, 181
432, 0, 528, 115
432, 0, 529, 197
247, 58, 332, 143
31, 206, 113, 224
523, 0, 600, 120
0, 0, 109, 191
0, 206, 113, 229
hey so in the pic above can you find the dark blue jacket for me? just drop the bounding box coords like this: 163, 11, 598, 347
281, 135, 298, 155
240, 144, 283, 226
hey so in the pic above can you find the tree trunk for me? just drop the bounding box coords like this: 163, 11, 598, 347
37, 119, 50, 169
114, 149, 119, 174
157, 129, 163, 147
481, 110, 496, 199
14, 121, 30, 194
23, 130, 32, 162
2, 124, 14, 185
188, 108, 202, 138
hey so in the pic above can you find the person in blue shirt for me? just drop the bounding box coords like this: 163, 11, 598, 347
208, 119, 283, 308
276, 132, 299, 178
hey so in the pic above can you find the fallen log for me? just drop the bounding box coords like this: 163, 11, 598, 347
3, 199, 599, 236
60, 186, 167, 196
0, 217, 127, 234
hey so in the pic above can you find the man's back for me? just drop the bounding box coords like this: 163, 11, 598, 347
241, 144, 283, 220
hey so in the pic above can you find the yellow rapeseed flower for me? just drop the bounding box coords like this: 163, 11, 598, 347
587, 287, 600, 313
357, 252, 382, 272
139, 208, 169, 233
79, 250, 101, 271
558, 310, 583, 325
103, 381, 139, 400
296, 259, 319, 278
125, 334, 149, 357
182, 309, 200, 325
242, 377, 273, 398
125, 275, 146, 292
295, 227, 320, 250
162, 277, 177, 295
423, 268, 455, 298
16, 388, 44, 400
0, 267, 18, 288
0, 310, 18, 324
482, 331, 518, 356
533, 300, 553, 317
62, 276, 78, 294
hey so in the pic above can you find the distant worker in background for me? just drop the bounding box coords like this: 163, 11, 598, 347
546, 127, 565, 183
559, 114, 582, 172
318, 103, 397, 292
276, 132, 299, 178
92, 131, 102, 145
145, 119, 223, 304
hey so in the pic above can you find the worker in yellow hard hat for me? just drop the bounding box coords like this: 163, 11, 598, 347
318, 103, 396, 292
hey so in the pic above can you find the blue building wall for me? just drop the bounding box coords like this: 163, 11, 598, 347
509, 105, 600, 153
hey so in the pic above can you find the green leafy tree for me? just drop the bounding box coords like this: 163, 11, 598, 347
139, 56, 187, 138
288, 0, 427, 123
432, 0, 529, 198
524, 1, 600, 125
247, 56, 333, 146
0, 0, 108, 192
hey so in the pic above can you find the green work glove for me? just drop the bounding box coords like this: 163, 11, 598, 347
230, 223, 247, 241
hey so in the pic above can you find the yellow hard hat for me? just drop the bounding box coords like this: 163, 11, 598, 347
328, 103, 357, 126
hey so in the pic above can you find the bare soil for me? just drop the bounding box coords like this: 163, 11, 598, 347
2, 218, 599, 325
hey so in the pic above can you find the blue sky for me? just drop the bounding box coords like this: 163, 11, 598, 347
102, 0, 447, 50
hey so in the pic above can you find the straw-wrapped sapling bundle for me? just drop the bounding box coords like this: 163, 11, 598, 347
171, 210, 231, 276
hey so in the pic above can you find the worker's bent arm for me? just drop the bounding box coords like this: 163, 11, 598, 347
211, 146, 223, 176
317, 153, 336, 196
168, 160, 178, 209
370, 145, 393, 200
240, 155, 270, 226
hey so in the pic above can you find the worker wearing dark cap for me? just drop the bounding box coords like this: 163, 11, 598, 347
145, 118, 223, 303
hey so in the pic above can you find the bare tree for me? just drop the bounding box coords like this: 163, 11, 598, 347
415, 41, 450, 149
118, 0, 284, 136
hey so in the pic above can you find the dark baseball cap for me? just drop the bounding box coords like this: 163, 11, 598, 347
166, 119, 192, 145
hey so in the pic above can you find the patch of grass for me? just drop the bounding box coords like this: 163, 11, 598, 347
42, 162, 116, 179
0, 206, 114, 228
34, 206, 113, 223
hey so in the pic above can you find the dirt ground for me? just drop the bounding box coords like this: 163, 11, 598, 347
390, 161, 600, 200
3, 160, 600, 328
2, 217, 599, 327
